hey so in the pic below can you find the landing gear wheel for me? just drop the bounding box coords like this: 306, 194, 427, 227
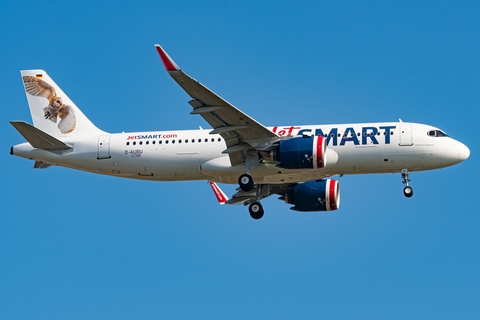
403, 186, 414, 198
249, 202, 264, 220
239, 174, 254, 192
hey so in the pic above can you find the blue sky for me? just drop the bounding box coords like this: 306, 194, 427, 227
1, 1, 479, 319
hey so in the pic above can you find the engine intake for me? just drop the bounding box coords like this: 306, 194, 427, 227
283, 179, 340, 212
271, 135, 326, 169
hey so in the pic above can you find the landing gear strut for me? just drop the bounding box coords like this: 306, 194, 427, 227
239, 150, 261, 192
249, 202, 264, 220
401, 169, 414, 198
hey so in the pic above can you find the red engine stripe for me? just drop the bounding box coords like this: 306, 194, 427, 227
329, 180, 337, 210
316, 136, 324, 169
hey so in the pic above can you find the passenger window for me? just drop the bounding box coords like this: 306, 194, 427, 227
198, 139, 201, 143
133, 141, 136, 145
218, 138, 221, 142
179, 139, 182, 143
192, 139, 195, 143
126, 142, 130, 146
172, 140, 175, 144
211, 138, 214, 142
152, 141, 156, 145
146, 141, 149, 145
185, 139, 188, 143
165, 140, 169, 144
159, 140, 162, 144
139, 141, 143, 145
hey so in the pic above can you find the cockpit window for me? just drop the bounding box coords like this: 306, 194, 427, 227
428, 130, 448, 137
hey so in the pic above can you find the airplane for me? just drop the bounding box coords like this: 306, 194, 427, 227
10, 44, 470, 219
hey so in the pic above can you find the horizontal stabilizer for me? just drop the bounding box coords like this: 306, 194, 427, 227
10, 121, 72, 150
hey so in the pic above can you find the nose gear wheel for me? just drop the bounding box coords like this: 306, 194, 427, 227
401, 169, 413, 198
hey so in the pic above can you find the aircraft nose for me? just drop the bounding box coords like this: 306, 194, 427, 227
457, 142, 470, 162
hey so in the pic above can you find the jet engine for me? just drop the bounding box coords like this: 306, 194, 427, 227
270, 135, 326, 169
282, 179, 340, 212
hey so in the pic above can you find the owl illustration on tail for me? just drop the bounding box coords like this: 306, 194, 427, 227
23, 76, 76, 134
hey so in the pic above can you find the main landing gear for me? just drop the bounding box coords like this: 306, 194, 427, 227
238, 173, 265, 220
401, 169, 414, 198
240, 151, 265, 219
249, 202, 264, 220
238, 173, 254, 191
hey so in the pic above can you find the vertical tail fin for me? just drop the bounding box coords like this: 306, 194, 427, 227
20, 70, 105, 137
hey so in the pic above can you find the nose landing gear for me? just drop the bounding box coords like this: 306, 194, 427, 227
401, 169, 414, 198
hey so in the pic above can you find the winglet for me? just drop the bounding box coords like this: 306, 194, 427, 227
154, 44, 180, 72
209, 181, 229, 205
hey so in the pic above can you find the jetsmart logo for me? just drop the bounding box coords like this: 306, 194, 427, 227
126, 133, 178, 140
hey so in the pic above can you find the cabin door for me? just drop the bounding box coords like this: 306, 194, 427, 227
97, 135, 111, 159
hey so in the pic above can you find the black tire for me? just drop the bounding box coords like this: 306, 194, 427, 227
403, 186, 414, 198
238, 174, 254, 191
249, 202, 264, 220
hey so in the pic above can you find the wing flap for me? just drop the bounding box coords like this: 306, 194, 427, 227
34, 161, 53, 169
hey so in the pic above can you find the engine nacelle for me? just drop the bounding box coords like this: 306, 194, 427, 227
283, 179, 340, 212
271, 135, 326, 169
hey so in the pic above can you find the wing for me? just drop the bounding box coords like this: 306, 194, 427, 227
22, 76, 56, 100
155, 44, 279, 166
209, 181, 297, 206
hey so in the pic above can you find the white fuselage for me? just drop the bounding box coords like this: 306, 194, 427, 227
11, 121, 469, 184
